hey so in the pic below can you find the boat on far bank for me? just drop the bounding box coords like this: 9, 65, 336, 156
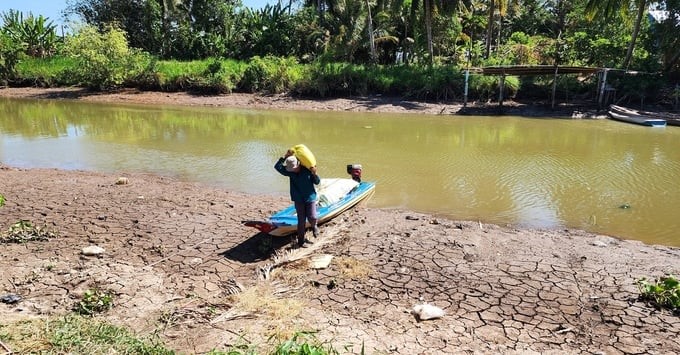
607, 104, 667, 127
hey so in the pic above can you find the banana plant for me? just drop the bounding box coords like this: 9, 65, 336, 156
1, 10, 58, 58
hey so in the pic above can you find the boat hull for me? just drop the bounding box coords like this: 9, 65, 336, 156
243, 181, 376, 236
608, 105, 667, 127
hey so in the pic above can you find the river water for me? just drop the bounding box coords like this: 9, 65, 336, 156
2, 97, 680, 246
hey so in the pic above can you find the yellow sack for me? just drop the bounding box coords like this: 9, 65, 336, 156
290, 144, 316, 169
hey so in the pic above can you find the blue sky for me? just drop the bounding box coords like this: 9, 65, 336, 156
0, 0, 272, 27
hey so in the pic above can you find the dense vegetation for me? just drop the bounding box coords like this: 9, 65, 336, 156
1, 0, 680, 107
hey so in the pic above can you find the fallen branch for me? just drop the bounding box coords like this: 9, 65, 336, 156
555, 327, 573, 334
0, 339, 13, 354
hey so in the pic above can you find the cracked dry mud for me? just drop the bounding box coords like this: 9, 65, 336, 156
1, 165, 678, 354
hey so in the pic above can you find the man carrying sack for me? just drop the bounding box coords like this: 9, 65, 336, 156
274, 148, 320, 248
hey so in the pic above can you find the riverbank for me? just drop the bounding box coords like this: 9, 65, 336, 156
2, 87, 678, 353
1, 165, 679, 354
0, 87, 606, 118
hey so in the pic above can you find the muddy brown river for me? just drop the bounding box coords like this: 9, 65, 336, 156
1, 97, 679, 246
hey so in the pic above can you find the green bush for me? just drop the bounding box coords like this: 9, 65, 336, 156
270, 331, 342, 355
147, 58, 245, 93
0, 31, 24, 82
240, 56, 302, 94
74, 288, 114, 315
1, 10, 59, 58
0, 220, 58, 244
64, 25, 151, 90
416, 66, 465, 101
292, 62, 348, 97
509, 32, 530, 45
637, 275, 680, 311
469, 75, 519, 102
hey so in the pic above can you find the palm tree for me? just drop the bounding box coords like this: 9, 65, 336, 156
159, 0, 182, 57
425, 0, 434, 65
367, 0, 377, 62
484, 0, 517, 58
585, 0, 653, 70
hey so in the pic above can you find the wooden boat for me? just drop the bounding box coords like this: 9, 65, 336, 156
608, 104, 667, 127
243, 178, 376, 236
665, 119, 680, 127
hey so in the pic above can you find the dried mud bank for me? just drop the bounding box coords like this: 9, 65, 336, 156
0, 165, 678, 354
0, 87, 605, 118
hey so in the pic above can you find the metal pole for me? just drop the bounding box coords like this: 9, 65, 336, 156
464, 35, 472, 108
551, 65, 559, 109
464, 69, 469, 107
598, 69, 609, 110
499, 73, 505, 109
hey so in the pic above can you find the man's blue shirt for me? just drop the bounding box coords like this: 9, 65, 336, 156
275, 158, 320, 203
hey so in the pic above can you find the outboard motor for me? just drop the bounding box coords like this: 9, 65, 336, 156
347, 164, 362, 182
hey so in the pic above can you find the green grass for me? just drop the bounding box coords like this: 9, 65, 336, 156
156, 59, 215, 81
269, 331, 346, 355
73, 288, 114, 316
0, 220, 58, 243
16, 56, 77, 86
13, 55, 597, 102
0, 315, 173, 354
154, 58, 246, 91
1, 316, 357, 355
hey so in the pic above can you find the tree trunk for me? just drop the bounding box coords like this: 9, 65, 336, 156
485, 0, 496, 58
366, 0, 376, 63
664, 48, 680, 73
623, 0, 647, 70
425, 0, 433, 65
407, 0, 421, 66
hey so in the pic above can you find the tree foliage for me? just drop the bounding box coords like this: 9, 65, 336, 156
54, 0, 679, 76
1, 10, 59, 58
63, 25, 151, 90
0, 31, 24, 82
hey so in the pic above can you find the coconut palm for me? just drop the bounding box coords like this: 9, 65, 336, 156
585, 0, 655, 70
159, 0, 182, 57
484, 0, 520, 58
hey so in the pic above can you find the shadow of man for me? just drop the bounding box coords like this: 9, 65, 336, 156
220, 232, 292, 263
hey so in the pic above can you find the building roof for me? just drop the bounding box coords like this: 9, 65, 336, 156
472, 65, 602, 76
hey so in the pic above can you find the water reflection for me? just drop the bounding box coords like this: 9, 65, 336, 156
2, 97, 680, 246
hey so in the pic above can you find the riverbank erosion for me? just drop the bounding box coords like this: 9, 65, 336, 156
0, 165, 678, 354
0, 87, 606, 118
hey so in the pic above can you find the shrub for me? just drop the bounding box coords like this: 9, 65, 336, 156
64, 25, 151, 90
637, 275, 680, 312
0, 220, 58, 244
1, 10, 59, 58
270, 331, 343, 355
469, 74, 519, 102
240, 56, 302, 94
0, 31, 24, 83
74, 288, 114, 315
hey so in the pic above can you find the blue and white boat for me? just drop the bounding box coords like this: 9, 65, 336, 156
608, 104, 667, 127
243, 178, 376, 236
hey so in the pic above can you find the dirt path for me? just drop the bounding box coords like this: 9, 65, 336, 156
1, 165, 678, 354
